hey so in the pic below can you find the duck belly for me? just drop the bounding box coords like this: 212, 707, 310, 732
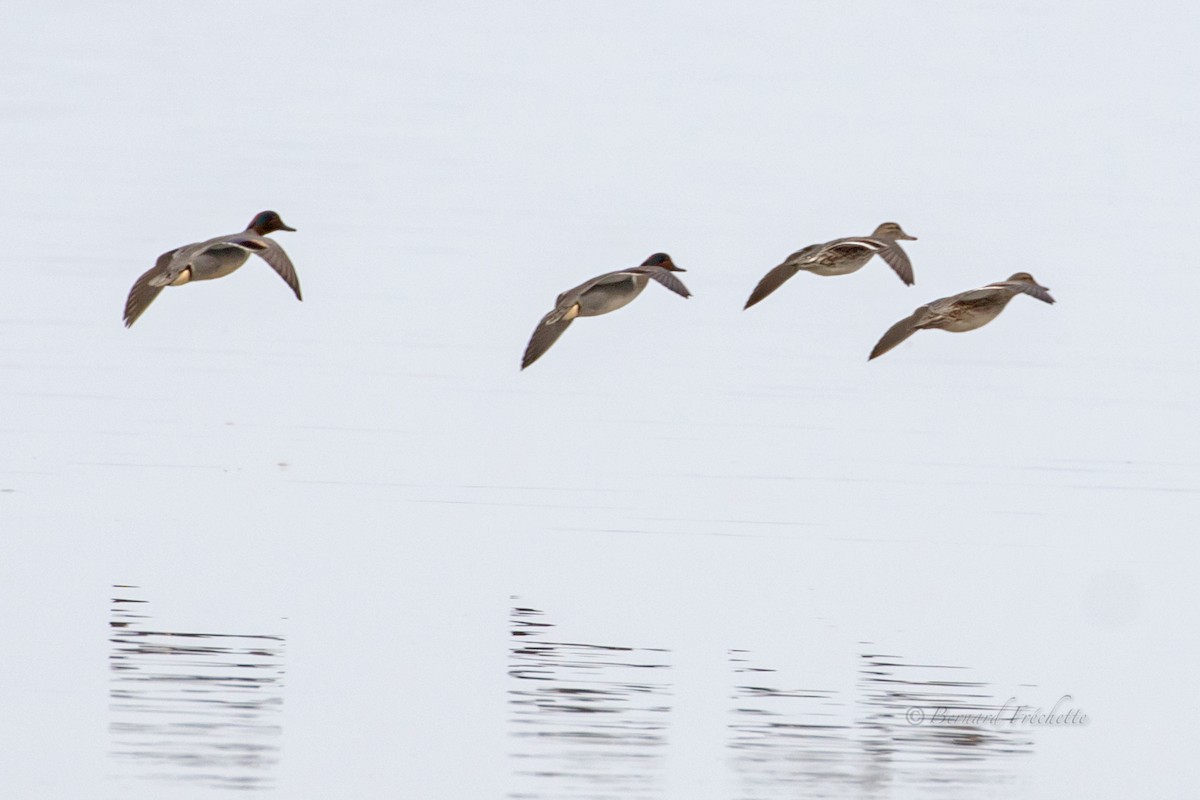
577, 277, 646, 316
806, 252, 873, 276
189, 249, 251, 281
943, 308, 1004, 332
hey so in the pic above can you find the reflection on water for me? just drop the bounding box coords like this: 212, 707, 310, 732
729, 649, 853, 794
508, 605, 1035, 799
507, 603, 673, 799
108, 585, 285, 791
729, 649, 1033, 798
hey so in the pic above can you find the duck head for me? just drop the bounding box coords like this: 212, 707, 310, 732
1004, 272, 1055, 304
641, 252, 685, 271
872, 222, 916, 241
247, 210, 297, 235
1007, 271, 1046, 288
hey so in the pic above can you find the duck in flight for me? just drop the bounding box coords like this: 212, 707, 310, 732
744, 222, 917, 309
123, 210, 301, 327
868, 272, 1055, 360
521, 253, 691, 369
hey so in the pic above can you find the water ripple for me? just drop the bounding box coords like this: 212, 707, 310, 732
108, 585, 285, 792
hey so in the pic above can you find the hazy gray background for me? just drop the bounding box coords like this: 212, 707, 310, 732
0, 1, 1197, 798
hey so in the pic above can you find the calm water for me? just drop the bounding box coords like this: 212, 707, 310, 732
109, 587, 285, 792
1, 2, 1198, 798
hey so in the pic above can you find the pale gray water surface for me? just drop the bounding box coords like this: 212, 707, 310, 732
109, 586, 285, 792
0, 1, 1198, 798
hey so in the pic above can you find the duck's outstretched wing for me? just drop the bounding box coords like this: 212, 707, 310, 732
228, 236, 303, 301
744, 262, 801, 309
825, 237, 913, 285
553, 269, 629, 306
869, 306, 928, 360
123, 250, 174, 327
876, 243, 915, 285
823, 238, 885, 256
521, 310, 575, 370
633, 266, 691, 298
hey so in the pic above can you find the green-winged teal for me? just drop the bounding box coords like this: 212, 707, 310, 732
744, 222, 917, 309
869, 272, 1055, 360
123, 210, 301, 327
521, 253, 690, 369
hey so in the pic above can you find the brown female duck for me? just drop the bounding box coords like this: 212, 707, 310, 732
744, 222, 917, 309
868, 272, 1055, 360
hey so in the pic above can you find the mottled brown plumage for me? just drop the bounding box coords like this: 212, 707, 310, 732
745, 222, 917, 309
868, 272, 1055, 360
